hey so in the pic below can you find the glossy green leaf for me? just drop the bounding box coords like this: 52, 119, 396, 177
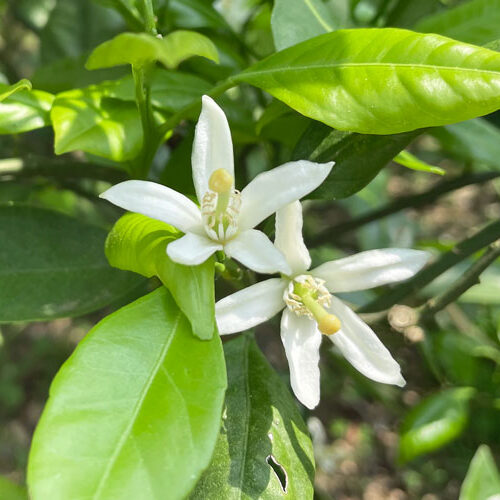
106, 213, 216, 340
431, 119, 500, 170
51, 85, 142, 161
0, 205, 142, 322
271, 0, 338, 51
460, 445, 500, 500
0, 79, 32, 102
398, 387, 475, 463
191, 335, 315, 499
293, 121, 421, 199
394, 150, 445, 175
415, 0, 500, 46
86, 30, 218, 70
28, 287, 227, 500
0, 86, 54, 134
236, 28, 500, 135
0, 477, 28, 500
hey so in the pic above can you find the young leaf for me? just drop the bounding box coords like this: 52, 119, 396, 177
398, 387, 475, 463
394, 150, 445, 175
86, 30, 218, 70
0, 476, 27, 500
51, 85, 142, 162
0, 86, 54, 134
0, 205, 142, 323
106, 213, 216, 340
415, 0, 500, 46
235, 28, 500, 135
191, 335, 315, 499
293, 121, 421, 199
459, 445, 500, 500
27, 287, 227, 500
0, 79, 32, 102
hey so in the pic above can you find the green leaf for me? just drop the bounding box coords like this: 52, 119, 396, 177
460, 445, 500, 500
398, 387, 475, 463
431, 119, 500, 170
293, 121, 421, 199
51, 85, 142, 162
28, 287, 227, 500
0, 205, 142, 322
86, 30, 218, 70
166, 0, 229, 30
0, 86, 54, 134
0, 477, 28, 500
235, 28, 500, 135
191, 335, 315, 499
106, 213, 216, 340
415, 0, 500, 46
394, 150, 445, 175
271, 0, 338, 51
0, 79, 32, 102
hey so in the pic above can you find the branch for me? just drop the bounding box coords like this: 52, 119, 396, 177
360, 218, 500, 313
419, 240, 500, 319
309, 172, 500, 246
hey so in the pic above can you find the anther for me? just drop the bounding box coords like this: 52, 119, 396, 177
208, 168, 233, 193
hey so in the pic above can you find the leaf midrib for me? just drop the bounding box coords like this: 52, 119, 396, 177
237, 337, 251, 499
92, 309, 181, 500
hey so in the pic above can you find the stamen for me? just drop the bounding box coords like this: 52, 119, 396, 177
284, 275, 341, 335
209, 168, 233, 193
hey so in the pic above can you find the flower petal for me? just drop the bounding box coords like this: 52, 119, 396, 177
312, 248, 431, 293
167, 233, 222, 265
280, 309, 322, 409
100, 180, 203, 234
327, 295, 405, 386
225, 229, 292, 275
192, 95, 234, 203
215, 278, 287, 334
238, 160, 334, 231
275, 201, 311, 275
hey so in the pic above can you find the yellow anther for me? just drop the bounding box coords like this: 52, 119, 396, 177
318, 314, 341, 336
208, 168, 233, 193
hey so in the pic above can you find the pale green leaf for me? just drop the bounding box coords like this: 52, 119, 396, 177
28, 287, 227, 500
105, 213, 216, 340
0, 205, 143, 322
161, 30, 219, 68
0, 79, 32, 102
415, 0, 500, 46
191, 335, 315, 499
460, 445, 500, 500
394, 150, 445, 175
235, 28, 500, 135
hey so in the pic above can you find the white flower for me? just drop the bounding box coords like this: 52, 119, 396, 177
216, 201, 431, 409
100, 96, 334, 275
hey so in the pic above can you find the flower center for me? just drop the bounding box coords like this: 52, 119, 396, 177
201, 169, 241, 241
284, 275, 341, 335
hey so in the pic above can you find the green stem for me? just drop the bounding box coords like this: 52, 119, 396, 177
141, 0, 157, 35
360, 219, 500, 313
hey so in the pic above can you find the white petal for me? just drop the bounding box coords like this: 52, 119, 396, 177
280, 309, 322, 409
275, 201, 311, 275
312, 248, 431, 293
215, 278, 287, 334
167, 233, 222, 265
328, 295, 405, 386
100, 180, 203, 234
238, 160, 334, 231
225, 229, 292, 275
192, 95, 234, 203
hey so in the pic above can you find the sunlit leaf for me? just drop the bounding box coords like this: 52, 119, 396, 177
0, 79, 32, 102
394, 150, 445, 175
398, 387, 475, 463
28, 287, 227, 500
106, 213, 216, 340
191, 335, 315, 499
415, 0, 500, 46
236, 28, 500, 135
460, 445, 500, 500
0, 205, 142, 322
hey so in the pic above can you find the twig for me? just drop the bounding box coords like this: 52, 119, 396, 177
360, 219, 500, 313
309, 172, 500, 246
419, 240, 500, 320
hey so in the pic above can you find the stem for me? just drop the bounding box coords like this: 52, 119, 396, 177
360, 219, 500, 313
140, 0, 157, 35
420, 240, 500, 320
309, 172, 500, 246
